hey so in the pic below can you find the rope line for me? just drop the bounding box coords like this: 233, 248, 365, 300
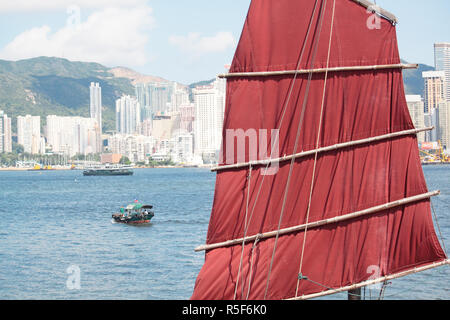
295, 0, 336, 298
430, 199, 448, 257
234, 165, 253, 300
245, 234, 262, 300
264, 0, 328, 300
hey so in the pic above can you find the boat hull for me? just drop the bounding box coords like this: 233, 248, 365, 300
83, 169, 133, 176
112, 212, 154, 225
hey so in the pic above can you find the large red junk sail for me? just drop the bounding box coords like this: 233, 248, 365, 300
192, 0, 448, 300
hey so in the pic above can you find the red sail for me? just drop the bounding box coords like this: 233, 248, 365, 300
192, 0, 447, 300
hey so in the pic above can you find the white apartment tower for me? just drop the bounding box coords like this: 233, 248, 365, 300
434, 43, 450, 101
405, 95, 426, 143
439, 101, 450, 150
17, 115, 42, 154
46, 115, 100, 157
423, 71, 446, 113
90, 82, 102, 133
0, 110, 12, 153
193, 78, 226, 160
116, 95, 141, 135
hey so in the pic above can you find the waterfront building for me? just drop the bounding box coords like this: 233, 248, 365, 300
135, 82, 174, 118
116, 95, 141, 135
439, 101, 450, 150
172, 133, 194, 164
17, 115, 42, 154
152, 113, 178, 141
193, 78, 226, 162
423, 71, 446, 113
424, 109, 439, 142
405, 95, 426, 143
434, 43, 450, 101
170, 83, 190, 112
0, 110, 12, 153
179, 103, 195, 133
46, 115, 100, 157
108, 134, 156, 163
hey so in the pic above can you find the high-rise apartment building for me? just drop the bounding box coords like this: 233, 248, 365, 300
434, 43, 450, 101
17, 115, 42, 154
423, 71, 446, 113
135, 82, 174, 118
90, 82, 102, 133
108, 134, 156, 163
438, 101, 450, 149
405, 95, 426, 143
193, 78, 226, 160
46, 115, 100, 157
0, 110, 12, 153
116, 95, 141, 135
90, 82, 102, 152
179, 103, 195, 133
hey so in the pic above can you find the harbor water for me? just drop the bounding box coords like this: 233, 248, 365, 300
0, 167, 448, 300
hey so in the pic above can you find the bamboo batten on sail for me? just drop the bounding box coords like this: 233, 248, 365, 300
212, 127, 434, 172
191, 0, 448, 300
195, 190, 440, 252
218, 63, 418, 79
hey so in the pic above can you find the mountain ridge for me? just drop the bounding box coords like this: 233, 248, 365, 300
0, 56, 433, 134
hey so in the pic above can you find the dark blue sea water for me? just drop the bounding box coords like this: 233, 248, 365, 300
0, 167, 448, 300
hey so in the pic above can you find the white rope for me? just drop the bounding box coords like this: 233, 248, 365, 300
233, 165, 252, 300
264, 0, 328, 300
245, 234, 262, 300
295, 0, 336, 298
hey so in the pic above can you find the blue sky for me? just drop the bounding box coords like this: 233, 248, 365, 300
0, 0, 448, 84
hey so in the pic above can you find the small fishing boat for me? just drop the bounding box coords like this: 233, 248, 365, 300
112, 203, 154, 225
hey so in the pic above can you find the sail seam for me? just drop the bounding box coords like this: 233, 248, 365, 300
194, 190, 440, 252
213, 127, 433, 172
218, 63, 417, 78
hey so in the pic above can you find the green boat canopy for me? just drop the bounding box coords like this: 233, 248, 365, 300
125, 204, 153, 210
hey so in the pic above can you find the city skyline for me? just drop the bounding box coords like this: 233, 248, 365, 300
0, 0, 449, 84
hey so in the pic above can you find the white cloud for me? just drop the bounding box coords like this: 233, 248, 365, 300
0, 0, 148, 12
169, 32, 236, 57
0, 6, 154, 67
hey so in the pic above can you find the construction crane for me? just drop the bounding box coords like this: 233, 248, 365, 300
419, 141, 450, 164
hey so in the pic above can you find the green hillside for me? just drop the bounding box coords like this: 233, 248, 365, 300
0, 56, 134, 132
402, 59, 434, 96
0, 56, 432, 135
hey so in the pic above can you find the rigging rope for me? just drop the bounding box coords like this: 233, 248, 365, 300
234, 164, 253, 300
430, 199, 448, 257
295, 0, 337, 298
264, 0, 328, 300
